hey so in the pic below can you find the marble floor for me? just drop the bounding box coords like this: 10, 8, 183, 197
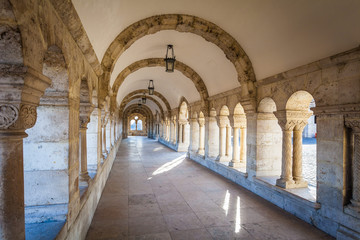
86, 136, 334, 240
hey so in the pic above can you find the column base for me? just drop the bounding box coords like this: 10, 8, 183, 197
216, 156, 230, 163
344, 200, 360, 219
79, 172, 91, 182
276, 178, 308, 189
197, 149, 205, 155
229, 160, 244, 168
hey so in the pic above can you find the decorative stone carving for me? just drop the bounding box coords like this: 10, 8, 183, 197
20, 105, 37, 129
0, 104, 18, 129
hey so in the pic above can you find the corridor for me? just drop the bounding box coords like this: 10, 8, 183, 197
86, 137, 333, 240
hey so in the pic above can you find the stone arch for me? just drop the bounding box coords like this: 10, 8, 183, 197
118, 89, 171, 115
220, 105, 230, 116
123, 104, 154, 138
233, 103, 245, 115
100, 14, 256, 102
258, 97, 277, 113
286, 91, 314, 111
179, 101, 189, 121
120, 95, 165, 119
111, 58, 209, 111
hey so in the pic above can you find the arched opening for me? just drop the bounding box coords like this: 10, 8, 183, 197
218, 105, 232, 163
256, 98, 282, 177
23, 45, 68, 236
275, 91, 316, 192
178, 101, 190, 152
229, 103, 247, 172
128, 114, 147, 136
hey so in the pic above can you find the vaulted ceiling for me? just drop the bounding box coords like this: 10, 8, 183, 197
72, 0, 360, 115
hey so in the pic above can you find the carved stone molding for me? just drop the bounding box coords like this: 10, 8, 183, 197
0, 104, 18, 129
80, 116, 90, 129
20, 104, 37, 129
198, 118, 205, 127
274, 110, 312, 131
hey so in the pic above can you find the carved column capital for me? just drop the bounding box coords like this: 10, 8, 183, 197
345, 114, 360, 133
233, 114, 246, 129
219, 116, 229, 128
274, 110, 312, 131
198, 118, 205, 127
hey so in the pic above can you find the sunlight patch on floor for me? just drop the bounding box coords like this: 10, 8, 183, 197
222, 190, 230, 216
152, 154, 187, 175
235, 196, 241, 233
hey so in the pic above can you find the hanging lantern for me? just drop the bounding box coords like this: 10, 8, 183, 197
164, 44, 175, 72
137, 99, 142, 107
148, 80, 154, 95
142, 93, 146, 104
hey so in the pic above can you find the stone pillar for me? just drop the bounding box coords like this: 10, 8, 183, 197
179, 123, 183, 143
345, 116, 360, 212
217, 117, 228, 162
173, 120, 177, 144
198, 118, 205, 155
206, 109, 219, 159
226, 125, 232, 158
109, 117, 113, 147
79, 124, 90, 183
240, 127, 246, 162
190, 117, 199, 152
0, 131, 27, 240
230, 126, 240, 167
276, 126, 295, 188
292, 123, 307, 187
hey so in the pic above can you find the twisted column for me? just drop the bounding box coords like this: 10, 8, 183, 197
292, 122, 308, 187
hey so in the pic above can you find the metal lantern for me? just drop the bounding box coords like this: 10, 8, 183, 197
164, 44, 175, 72
148, 80, 154, 95
141, 93, 146, 104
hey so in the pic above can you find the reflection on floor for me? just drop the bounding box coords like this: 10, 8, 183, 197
86, 136, 333, 240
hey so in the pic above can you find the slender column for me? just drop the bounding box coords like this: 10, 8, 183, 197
79, 127, 90, 182
173, 121, 177, 144
226, 125, 232, 157
230, 127, 240, 167
102, 124, 107, 155
179, 124, 183, 143
0, 132, 27, 240
218, 119, 227, 162
276, 128, 294, 188
240, 128, 246, 162
97, 109, 103, 167
198, 119, 205, 155
109, 118, 113, 147
292, 124, 307, 187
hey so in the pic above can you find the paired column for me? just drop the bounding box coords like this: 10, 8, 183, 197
218, 116, 228, 162
275, 110, 311, 189
230, 115, 246, 168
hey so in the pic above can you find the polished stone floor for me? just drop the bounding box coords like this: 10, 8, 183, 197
86, 136, 333, 240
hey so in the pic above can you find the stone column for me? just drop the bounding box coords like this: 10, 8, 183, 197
240, 127, 246, 162
109, 117, 113, 147
198, 118, 205, 155
292, 122, 308, 187
190, 116, 199, 152
226, 125, 232, 158
179, 123, 183, 143
206, 109, 219, 159
0, 131, 27, 240
345, 116, 360, 212
217, 117, 228, 162
79, 118, 90, 183
170, 120, 174, 143
173, 120, 177, 144
230, 126, 240, 167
